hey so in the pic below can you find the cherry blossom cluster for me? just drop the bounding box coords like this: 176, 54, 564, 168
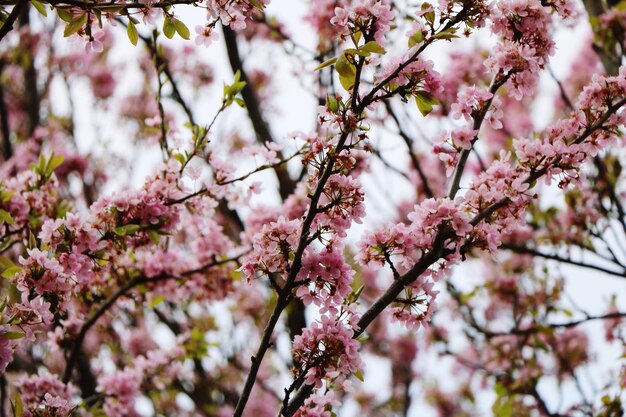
514, 68, 626, 184
330, 0, 394, 45
486, 0, 559, 100
295, 243, 354, 314
355, 223, 420, 272
313, 174, 365, 238
97, 348, 185, 417
390, 280, 439, 330
206, 0, 271, 30
375, 57, 443, 100
16, 372, 75, 417
461, 157, 531, 252
241, 216, 302, 280
450, 85, 503, 129
294, 391, 340, 417
1, 0, 626, 416
292, 313, 362, 388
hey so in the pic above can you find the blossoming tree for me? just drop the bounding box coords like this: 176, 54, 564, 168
0, 0, 625, 416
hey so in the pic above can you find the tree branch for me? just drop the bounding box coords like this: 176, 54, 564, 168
447, 72, 508, 199
222, 25, 296, 201
0, 63, 12, 161
0, 0, 27, 43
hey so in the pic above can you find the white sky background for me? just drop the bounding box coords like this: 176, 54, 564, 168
40, 1, 626, 415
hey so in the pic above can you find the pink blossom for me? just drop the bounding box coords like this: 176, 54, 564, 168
195, 25, 219, 47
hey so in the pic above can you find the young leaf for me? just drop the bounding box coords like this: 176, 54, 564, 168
63, 14, 88, 38
432, 28, 459, 41
0, 256, 17, 271
414, 90, 439, 116
360, 41, 386, 54
127, 20, 139, 46
31, 0, 47, 17
326, 95, 339, 112
408, 31, 424, 48
113, 224, 143, 236
57, 9, 72, 23
314, 56, 337, 71
1, 266, 21, 279
0, 209, 14, 225
150, 294, 165, 308
173, 18, 190, 40
335, 53, 356, 91
248, 0, 266, 10
173, 153, 186, 166
45, 154, 64, 176
148, 229, 161, 245
163, 17, 176, 39
11, 393, 23, 417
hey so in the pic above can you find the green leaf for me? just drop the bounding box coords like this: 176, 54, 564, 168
27, 230, 37, 251
113, 224, 143, 236
31, 0, 47, 16
173, 153, 186, 166
4, 331, 25, 340
0, 209, 14, 225
0, 256, 16, 270
353, 369, 364, 381
351, 284, 365, 302
432, 28, 459, 41
173, 18, 190, 40
1, 266, 21, 279
356, 333, 369, 343
63, 14, 88, 38
326, 95, 339, 112
163, 17, 176, 39
314, 56, 337, 71
11, 393, 23, 417
45, 154, 64, 176
492, 383, 513, 417
1, 191, 13, 203
148, 229, 161, 245
335, 53, 356, 91
360, 41, 385, 54
127, 20, 139, 46
421, 2, 435, 25
614, 0, 626, 11
231, 269, 243, 281
223, 70, 247, 105
150, 295, 165, 308
414, 90, 439, 116
408, 31, 424, 48
248, 0, 266, 10
57, 9, 72, 22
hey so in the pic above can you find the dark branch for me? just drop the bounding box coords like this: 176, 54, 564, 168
222, 25, 296, 201
0, 0, 28, 43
